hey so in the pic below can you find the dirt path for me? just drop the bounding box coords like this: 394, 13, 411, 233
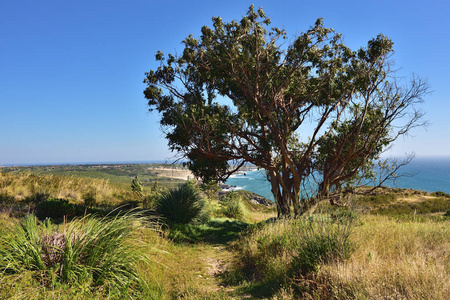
163, 242, 241, 299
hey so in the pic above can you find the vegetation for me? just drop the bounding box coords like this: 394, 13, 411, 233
233, 212, 353, 289
131, 175, 144, 197
144, 5, 428, 217
0, 167, 448, 299
220, 191, 247, 221
1, 163, 188, 190
156, 181, 209, 224
0, 212, 161, 298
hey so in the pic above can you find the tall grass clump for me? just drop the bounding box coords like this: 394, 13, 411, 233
0, 211, 158, 297
156, 181, 208, 224
233, 209, 354, 296
220, 191, 247, 221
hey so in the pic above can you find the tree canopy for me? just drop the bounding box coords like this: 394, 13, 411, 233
144, 6, 428, 217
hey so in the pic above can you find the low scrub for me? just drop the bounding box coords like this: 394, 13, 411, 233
232, 210, 354, 296
220, 191, 247, 221
372, 197, 450, 216
0, 212, 159, 298
356, 193, 397, 208
431, 191, 450, 198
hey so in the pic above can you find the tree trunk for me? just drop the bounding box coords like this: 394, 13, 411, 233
268, 170, 290, 218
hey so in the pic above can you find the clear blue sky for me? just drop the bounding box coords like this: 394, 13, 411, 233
1, 0, 449, 165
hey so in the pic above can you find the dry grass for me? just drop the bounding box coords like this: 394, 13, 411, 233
0, 172, 122, 205
317, 215, 450, 299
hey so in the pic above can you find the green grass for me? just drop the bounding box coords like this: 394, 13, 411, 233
0, 211, 161, 298
372, 197, 450, 216
1, 170, 449, 299
1, 163, 187, 190
168, 218, 248, 244
220, 191, 247, 221
228, 209, 355, 298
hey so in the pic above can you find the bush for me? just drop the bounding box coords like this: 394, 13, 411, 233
0, 212, 154, 296
26, 191, 50, 204
83, 190, 97, 207
221, 191, 247, 220
432, 191, 450, 198
35, 198, 80, 221
156, 181, 208, 224
0, 192, 15, 204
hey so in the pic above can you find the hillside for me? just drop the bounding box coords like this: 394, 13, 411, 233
0, 170, 449, 299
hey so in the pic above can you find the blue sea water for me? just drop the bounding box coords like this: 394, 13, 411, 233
225, 158, 450, 201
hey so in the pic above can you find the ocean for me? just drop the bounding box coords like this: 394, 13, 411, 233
225, 157, 450, 201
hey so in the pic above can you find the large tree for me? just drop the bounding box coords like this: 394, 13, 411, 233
144, 6, 428, 217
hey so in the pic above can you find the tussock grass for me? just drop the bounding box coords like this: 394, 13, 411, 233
156, 181, 209, 224
0, 211, 162, 298
220, 191, 247, 221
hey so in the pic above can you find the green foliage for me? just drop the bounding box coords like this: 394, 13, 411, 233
290, 224, 352, 276
359, 193, 397, 205
82, 190, 97, 207
143, 181, 165, 209
26, 191, 50, 204
220, 191, 247, 221
200, 180, 221, 201
432, 191, 450, 198
131, 175, 144, 196
156, 181, 209, 224
34, 199, 104, 222
0, 192, 15, 204
35, 199, 79, 221
144, 5, 428, 217
0, 212, 155, 296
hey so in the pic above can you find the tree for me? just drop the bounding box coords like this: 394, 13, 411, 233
144, 6, 428, 217
131, 176, 143, 198
200, 180, 221, 201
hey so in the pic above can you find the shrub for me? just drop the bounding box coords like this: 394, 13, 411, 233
82, 190, 97, 207
0, 192, 15, 204
357, 193, 397, 208
26, 191, 50, 204
156, 181, 208, 224
432, 191, 450, 198
221, 191, 247, 220
35, 198, 79, 221
0, 212, 154, 296
131, 176, 144, 199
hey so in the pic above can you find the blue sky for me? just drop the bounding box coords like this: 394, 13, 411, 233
1, 0, 449, 165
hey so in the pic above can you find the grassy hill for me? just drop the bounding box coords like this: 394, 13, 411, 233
0, 169, 448, 299
0, 163, 189, 190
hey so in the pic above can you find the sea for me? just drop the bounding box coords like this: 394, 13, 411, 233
225, 157, 450, 201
